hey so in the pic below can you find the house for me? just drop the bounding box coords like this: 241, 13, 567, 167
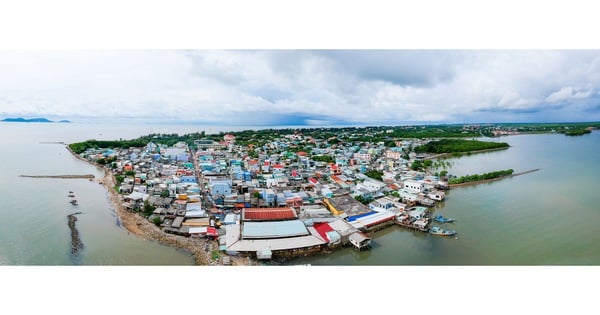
369, 196, 406, 212
348, 232, 371, 250
223, 134, 236, 144
428, 190, 446, 201
209, 178, 232, 196
403, 180, 424, 193
407, 206, 429, 220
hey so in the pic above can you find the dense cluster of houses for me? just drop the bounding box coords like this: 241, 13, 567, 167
78, 130, 449, 262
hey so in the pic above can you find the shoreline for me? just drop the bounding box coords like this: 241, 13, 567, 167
448, 168, 540, 188
65, 145, 212, 266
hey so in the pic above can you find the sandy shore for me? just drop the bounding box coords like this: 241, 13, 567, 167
66, 145, 219, 266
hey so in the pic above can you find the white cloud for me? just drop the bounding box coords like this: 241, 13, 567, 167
545, 86, 594, 103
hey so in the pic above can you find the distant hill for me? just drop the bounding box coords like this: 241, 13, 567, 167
58, 120, 72, 123
1, 117, 71, 123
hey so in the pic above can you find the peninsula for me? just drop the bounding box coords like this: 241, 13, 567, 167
2, 117, 71, 123
66, 123, 576, 265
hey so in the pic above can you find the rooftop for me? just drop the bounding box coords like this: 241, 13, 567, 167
242, 207, 297, 221
241, 220, 309, 239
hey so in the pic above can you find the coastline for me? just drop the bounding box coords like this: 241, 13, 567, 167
65, 144, 212, 266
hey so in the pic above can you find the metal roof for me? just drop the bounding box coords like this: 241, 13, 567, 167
349, 211, 395, 229
226, 233, 325, 252
241, 220, 309, 239
327, 219, 358, 237
242, 207, 297, 221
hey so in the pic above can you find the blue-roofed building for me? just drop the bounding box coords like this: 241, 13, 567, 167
180, 175, 197, 183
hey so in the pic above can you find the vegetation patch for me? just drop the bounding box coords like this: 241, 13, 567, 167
414, 139, 509, 154
563, 129, 592, 136
449, 169, 514, 184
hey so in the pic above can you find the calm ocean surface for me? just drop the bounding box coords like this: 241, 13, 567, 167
1, 122, 598, 265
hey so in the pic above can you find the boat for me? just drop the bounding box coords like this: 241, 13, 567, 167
68, 194, 75, 198
433, 214, 455, 223
429, 226, 456, 236
70, 200, 78, 205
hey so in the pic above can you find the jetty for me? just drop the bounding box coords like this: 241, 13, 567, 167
67, 212, 84, 255
19, 174, 95, 179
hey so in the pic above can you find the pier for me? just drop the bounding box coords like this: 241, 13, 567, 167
20, 174, 95, 179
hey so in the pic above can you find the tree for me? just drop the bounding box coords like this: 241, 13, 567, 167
142, 200, 156, 217
160, 189, 170, 198
152, 216, 162, 226
364, 170, 383, 181
411, 160, 423, 170
115, 175, 125, 185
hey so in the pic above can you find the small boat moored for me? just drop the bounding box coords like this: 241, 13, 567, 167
429, 226, 456, 236
433, 214, 455, 223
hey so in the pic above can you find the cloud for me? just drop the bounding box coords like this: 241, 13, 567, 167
545, 86, 593, 103
1, 50, 600, 124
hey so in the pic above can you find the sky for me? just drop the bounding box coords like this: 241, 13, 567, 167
1, 50, 600, 125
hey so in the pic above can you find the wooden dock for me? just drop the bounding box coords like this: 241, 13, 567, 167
395, 220, 429, 232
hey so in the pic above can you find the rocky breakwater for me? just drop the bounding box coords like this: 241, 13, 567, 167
67, 212, 84, 255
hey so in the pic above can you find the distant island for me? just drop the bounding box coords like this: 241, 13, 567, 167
1, 117, 71, 123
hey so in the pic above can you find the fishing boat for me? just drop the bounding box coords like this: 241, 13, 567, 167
433, 214, 455, 223
70, 199, 78, 205
429, 226, 456, 236
68, 194, 75, 198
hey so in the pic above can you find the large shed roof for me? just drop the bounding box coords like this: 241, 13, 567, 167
242, 207, 297, 221
241, 220, 309, 239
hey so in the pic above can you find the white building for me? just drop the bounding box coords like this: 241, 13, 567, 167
403, 180, 424, 193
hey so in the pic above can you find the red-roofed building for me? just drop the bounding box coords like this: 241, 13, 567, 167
223, 134, 236, 144
314, 223, 334, 241
262, 161, 271, 173
329, 164, 341, 175
272, 164, 284, 173
308, 177, 319, 186
242, 207, 298, 221
296, 151, 307, 157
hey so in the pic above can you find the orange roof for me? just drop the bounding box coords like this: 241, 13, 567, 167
242, 207, 297, 221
